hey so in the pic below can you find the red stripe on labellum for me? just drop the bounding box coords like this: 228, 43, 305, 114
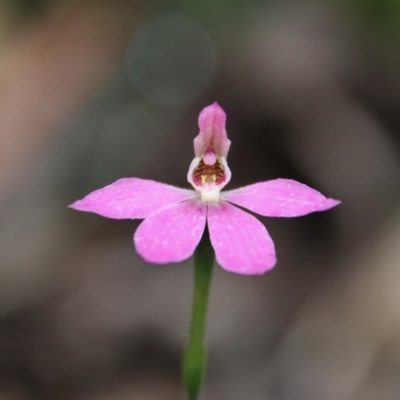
192, 159, 225, 187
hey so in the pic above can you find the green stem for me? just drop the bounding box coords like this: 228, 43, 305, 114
182, 227, 214, 400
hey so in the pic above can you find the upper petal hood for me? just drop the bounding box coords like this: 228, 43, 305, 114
194, 102, 231, 158
188, 103, 232, 201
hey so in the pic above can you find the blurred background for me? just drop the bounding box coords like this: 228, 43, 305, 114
0, 0, 400, 399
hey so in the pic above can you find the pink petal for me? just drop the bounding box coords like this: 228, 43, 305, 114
222, 179, 340, 217
69, 178, 195, 219
194, 102, 231, 158
207, 202, 276, 275
134, 200, 206, 264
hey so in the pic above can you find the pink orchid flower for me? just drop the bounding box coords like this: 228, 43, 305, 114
70, 103, 340, 275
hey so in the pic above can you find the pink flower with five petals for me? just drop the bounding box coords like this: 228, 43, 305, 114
70, 103, 340, 275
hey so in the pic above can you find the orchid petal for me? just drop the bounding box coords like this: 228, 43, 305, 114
207, 202, 276, 275
69, 178, 195, 219
134, 200, 206, 264
194, 102, 231, 158
222, 179, 340, 218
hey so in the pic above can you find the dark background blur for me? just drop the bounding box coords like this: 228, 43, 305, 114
1, 0, 400, 399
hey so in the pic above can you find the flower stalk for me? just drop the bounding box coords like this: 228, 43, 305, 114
182, 227, 214, 400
